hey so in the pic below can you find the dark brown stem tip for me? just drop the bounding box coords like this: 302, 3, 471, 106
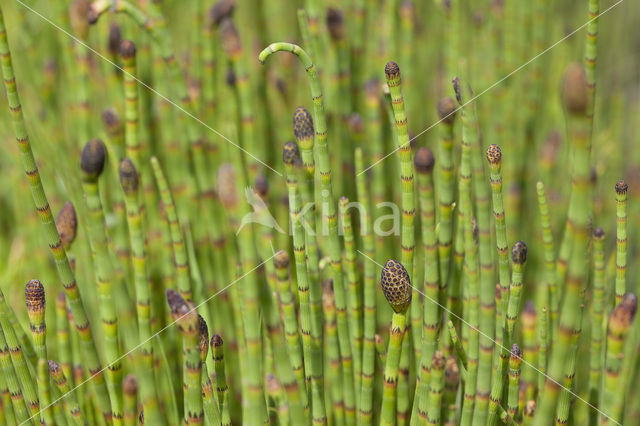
593, 226, 605, 239
56, 201, 78, 248
48, 360, 61, 376
322, 279, 335, 309
445, 356, 460, 383
452, 77, 462, 104
25, 280, 45, 312
101, 108, 121, 129
414, 147, 435, 174
219, 18, 241, 57
615, 180, 628, 195
610, 293, 637, 332
254, 174, 269, 199
209, 0, 236, 26
123, 374, 138, 395
486, 144, 502, 165
384, 61, 400, 81
522, 300, 537, 326
274, 250, 290, 269
198, 315, 209, 358
510, 343, 522, 359
431, 350, 446, 370
381, 259, 412, 313
437, 97, 457, 124
139, 411, 144, 424
119, 158, 139, 195
211, 334, 224, 348
524, 400, 536, 417
166, 289, 186, 313
108, 23, 122, 56
80, 138, 107, 179
326, 8, 345, 41
87, 8, 100, 25
562, 63, 588, 115
293, 106, 314, 140
119, 40, 136, 60
511, 241, 527, 265
282, 141, 300, 166
71, 0, 91, 35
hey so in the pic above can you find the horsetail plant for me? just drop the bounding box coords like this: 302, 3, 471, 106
614, 180, 628, 305
211, 334, 232, 426
0, 5, 112, 422
25, 280, 53, 426
380, 259, 412, 426
48, 360, 83, 425
80, 138, 124, 424
601, 293, 637, 424
0, 1, 639, 425
119, 157, 164, 426
283, 140, 328, 424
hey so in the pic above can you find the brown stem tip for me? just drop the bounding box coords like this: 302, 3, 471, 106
198, 315, 209, 360
80, 138, 107, 180
123, 374, 138, 395
254, 174, 269, 199
293, 106, 314, 141
56, 201, 78, 248
119, 158, 139, 196
593, 226, 605, 240
562, 63, 588, 115
274, 250, 290, 269
452, 77, 462, 104
431, 350, 446, 369
326, 8, 345, 41
209, 0, 236, 26
210, 334, 224, 349
101, 108, 121, 130
219, 18, 241, 57
511, 241, 527, 265
119, 40, 136, 60
384, 61, 401, 81
615, 180, 628, 195
437, 96, 457, 124
414, 147, 435, 174
25, 279, 45, 313
108, 23, 122, 56
521, 301, 537, 330
486, 144, 502, 165
283, 141, 300, 166
510, 343, 522, 360
609, 293, 638, 333
381, 259, 412, 314
445, 355, 460, 384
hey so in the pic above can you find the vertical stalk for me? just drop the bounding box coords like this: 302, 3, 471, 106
119, 158, 164, 425
614, 180, 628, 304
589, 226, 606, 421
379, 259, 412, 426
80, 139, 124, 424
0, 6, 112, 421
49, 361, 83, 425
